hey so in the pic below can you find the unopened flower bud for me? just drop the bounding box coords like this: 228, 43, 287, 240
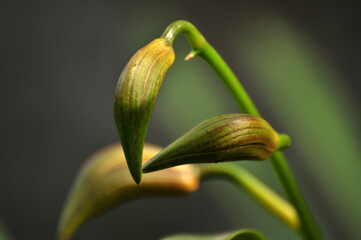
57, 143, 198, 240
114, 38, 175, 184
143, 114, 280, 173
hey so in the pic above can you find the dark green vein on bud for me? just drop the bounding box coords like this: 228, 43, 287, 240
114, 38, 175, 183
143, 114, 280, 173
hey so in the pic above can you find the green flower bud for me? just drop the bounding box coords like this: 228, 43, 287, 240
57, 143, 199, 240
114, 38, 175, 184
143, 114, 280, 173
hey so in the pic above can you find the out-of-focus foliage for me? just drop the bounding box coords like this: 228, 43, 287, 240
236, 16, 361, 239
0, 220, 12, 240
161, 229, 265, 240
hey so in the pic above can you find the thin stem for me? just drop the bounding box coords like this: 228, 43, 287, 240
162, 21, 259, 116
197, 163, 300, 231
162, 20, 322, 240
200, 43, 261, 116
161, 20, 206, 49
200, 36, 322, 240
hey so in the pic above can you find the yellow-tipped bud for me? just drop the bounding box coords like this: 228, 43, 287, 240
57, 143, 198, 240
113, 38, 175, 184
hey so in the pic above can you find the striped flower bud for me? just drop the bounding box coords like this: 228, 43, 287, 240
143, 114, 280, 173
114, 38, 175, 184
57, 143, 199, 240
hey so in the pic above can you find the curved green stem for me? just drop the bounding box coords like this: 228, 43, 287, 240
162, 20, 322, 240
200, 43, 261, 116
162, 20, 206, 49
197, 163, 300, 232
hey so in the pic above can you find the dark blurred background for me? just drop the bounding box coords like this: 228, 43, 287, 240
1, 1, 360, 239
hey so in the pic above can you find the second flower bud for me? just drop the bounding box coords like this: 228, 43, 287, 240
143, 114, 281, 173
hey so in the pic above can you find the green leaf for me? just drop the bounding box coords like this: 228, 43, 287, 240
0, 220, 12, 240
161, 229, 265, 240
237, 17, 361, 238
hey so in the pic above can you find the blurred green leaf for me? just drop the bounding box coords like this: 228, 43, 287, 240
161, 229, 265, 240
236, 16, 361, 239
0, 220, 12, 240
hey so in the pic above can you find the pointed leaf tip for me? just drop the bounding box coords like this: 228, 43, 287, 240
143, 114, 280, 173
113, 38, 175, 183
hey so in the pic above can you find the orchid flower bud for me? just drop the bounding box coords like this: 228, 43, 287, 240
143, 114, 280, 173
114, 38, 175, 184
57, 143, 198, 240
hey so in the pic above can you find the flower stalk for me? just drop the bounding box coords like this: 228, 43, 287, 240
198, 163, 300, 231
160, 20, 322, 240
